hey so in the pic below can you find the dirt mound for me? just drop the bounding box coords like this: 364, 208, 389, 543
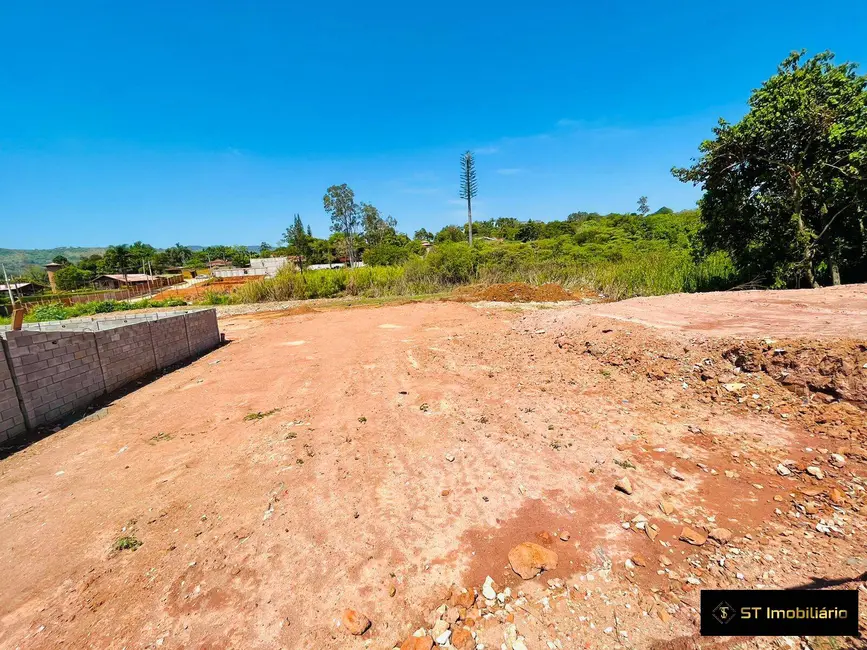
464, 282, 586, 303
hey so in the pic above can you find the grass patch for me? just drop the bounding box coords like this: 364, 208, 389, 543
113, 534, 142, 551
148, 431, 173, 444
243, 408, 280, 421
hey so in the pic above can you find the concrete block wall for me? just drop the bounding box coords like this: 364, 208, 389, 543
95, 320, 158, 394
0, 347, 26, 442
4, 330, 106, 429
149, 315, 191, 369
0, 308, 220, 443
186, 310, 221, 356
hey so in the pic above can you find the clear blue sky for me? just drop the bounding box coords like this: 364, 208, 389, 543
2, 1, 866, 249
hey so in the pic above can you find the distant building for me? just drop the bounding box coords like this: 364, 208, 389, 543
307, 263, 347, 271
213, 256, 299, 279
0, 282, 45, 297
93, 274, 160, 289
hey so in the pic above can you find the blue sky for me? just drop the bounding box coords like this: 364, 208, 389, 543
2, 1, 866, 249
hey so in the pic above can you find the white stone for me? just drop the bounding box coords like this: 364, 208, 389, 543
482, 576, 497, 600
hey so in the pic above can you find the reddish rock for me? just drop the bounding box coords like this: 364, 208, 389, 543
400, 635, 434, 650
708, 528, 732, 544
828, 486, 846, 504
451, 627, 475, 650
536, 530, 553, 544
631, 554, 647, 567
341, 609, 371, 636
449, 586, 476, 608
508, 542, 559, 579
441, 489, 451, 497
679, 526, 707, 546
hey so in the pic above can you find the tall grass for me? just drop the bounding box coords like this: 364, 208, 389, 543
477, 250, 736, 300
226, 248, 738, 305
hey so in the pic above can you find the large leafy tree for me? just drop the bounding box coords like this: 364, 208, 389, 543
360, 202, 397, 246
102, 244, 132, 274
323, 184, 361, 265
674, 51, 867, 287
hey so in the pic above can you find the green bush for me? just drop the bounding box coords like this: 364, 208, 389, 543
425, 243, 476, 284
18, 297, 190, 323
28, 304, 67, 321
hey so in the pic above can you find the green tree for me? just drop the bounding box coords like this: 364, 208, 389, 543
637, 196, 649, 216
77, 254, 104, 273
18, 265, 49, 286
102, 245, 132, 274
674, 51, 867, 287
283, 214, 312, 272
52, 255, 70, 266
362, 243, 410, 266
54, 265, 93, 291
435, 225, 465, 243
361, 202, 397, 246
323, 184, 361, 265
164, 243, 193, 266
459, 151, 478, 245
414, 228, 434, 241
128, 241, 157, 272
258, 242, 272, 258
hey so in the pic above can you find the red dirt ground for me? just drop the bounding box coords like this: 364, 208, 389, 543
1, 285, 865, 649
153, 276, 263, 301
455, 282, 598, 303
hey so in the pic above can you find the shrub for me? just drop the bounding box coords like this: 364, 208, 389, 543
28, 304, 67, 321
425, 243, 476, 284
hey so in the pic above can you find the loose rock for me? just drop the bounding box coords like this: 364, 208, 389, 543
508, 542, 559, 579
709, 528, 733, 544
828, 487, 846, 505
829, 454, 846, 468
341, 609, 371, 636
679, 526, 707, 546
482, 576, 497, 600
806, 466, 825, 480
449, 587, 476, 608
659, 501, 674, 515
451, 627, 474, 650
667, 467, 686, 481
776, 464, 792, 476
615, 477, 633, 495
431, 619, 449, 644
400, 636, 434, 650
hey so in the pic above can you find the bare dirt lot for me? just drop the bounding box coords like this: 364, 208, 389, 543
1, 285, 866, 649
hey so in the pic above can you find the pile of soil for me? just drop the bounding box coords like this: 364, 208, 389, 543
464, 282, 586, 303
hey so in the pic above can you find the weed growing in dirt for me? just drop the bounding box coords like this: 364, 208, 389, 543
614, 458, 636, 469
358, 416, 367, 423
113, 535, 142, 551
243, 408, 280, 421
148, 432, 173, 444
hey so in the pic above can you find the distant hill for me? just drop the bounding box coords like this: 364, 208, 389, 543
0, 245, 263, 276
0, 247, 107, 276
